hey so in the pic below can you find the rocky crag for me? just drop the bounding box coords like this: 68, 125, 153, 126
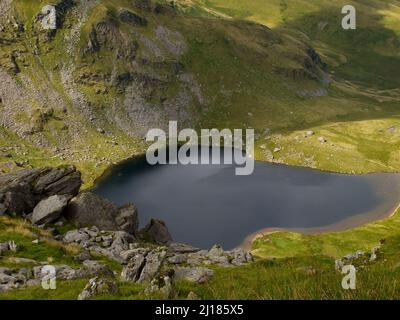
0, 166, 253, 299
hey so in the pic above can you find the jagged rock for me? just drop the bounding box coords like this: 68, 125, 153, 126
0, 166, 81, 215
175, 267, 214, 284
207, 244, 230, 266
229, 248, 254, 266
64, 193, 139, 234
78, 277, 118, 300
91, 247, 125, 264
118, 9, 147, 27
30, 195, 71, 225
109, 231, 136, 254
119, 248, 149, 263
121, 254, 146, 282
115, 205, 139, 236
141, 219, 172, 244
138, 251, 166, 283
63, 229, 90, 243
186, 250, 208, 266
0, 272, 18, 285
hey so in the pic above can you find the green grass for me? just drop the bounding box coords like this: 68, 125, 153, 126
1, 0, 400, 300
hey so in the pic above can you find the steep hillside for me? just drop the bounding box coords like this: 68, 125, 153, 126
3, 0, 398, 186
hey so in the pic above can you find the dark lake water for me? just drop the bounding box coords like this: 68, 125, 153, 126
93, 151, 400, 249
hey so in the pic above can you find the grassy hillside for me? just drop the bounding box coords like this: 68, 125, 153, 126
1, 0, 400, 299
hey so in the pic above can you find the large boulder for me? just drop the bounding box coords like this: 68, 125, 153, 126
140, 219, 172, 244
30, 195, 71, 225
0, 166, 81, 215
137, 251, 166, 283
64, 192, 139, 235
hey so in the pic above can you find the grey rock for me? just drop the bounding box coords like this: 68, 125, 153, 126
207, 245, 230, 266
141, 219, 172, 244
0, 166, 81, 215
64, 192, 119, 230
78, 277, 118, 300
186, 250, 208, 266
0, 268, 12, 275
115, 204, 139, 235
121, 254, 146, 282
0, 272, 17, 284
110, 231, 135, 254
138, 251, 166, 283
119, 248, 149, 263
175, 267, 214, 284
63, 229, 90, 243
229, 248, 253, 266
64, 193, 139, 234
78, 260, 114, 278
31, 195, 71, 225
55, 265, 78, 280
91, 247, 125, 264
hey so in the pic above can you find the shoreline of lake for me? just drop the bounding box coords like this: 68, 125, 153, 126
240, 200, 400, 251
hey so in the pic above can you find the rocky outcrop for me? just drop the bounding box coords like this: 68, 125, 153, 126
64, 192, 139, 235
0, 166, 81, 215
140, 219, 172, 244
335, 245, 382, 272
0, 253, 115, 293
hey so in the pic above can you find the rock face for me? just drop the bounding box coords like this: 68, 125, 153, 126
0, 166, 81, 215
140, 219, 172, 244
30, 195, 71, 225
64, 192, 139, 235
121, 249, 166, 283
